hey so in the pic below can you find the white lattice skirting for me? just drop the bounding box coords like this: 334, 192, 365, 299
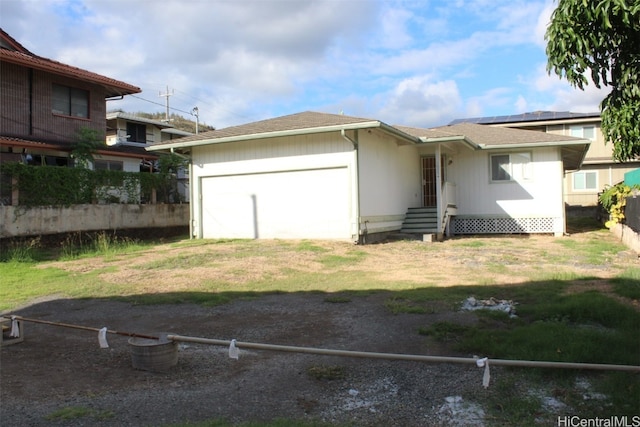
451, 217, 560, 234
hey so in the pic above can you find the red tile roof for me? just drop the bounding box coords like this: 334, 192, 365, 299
0, 28, 141, 98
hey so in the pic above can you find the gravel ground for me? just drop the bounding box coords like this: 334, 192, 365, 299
1, 293, 500, 426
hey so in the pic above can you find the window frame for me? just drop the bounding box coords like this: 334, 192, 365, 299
94, 160, 123, 171
52, 83, 90, 119
572, 170, 598, 191
489, 151, 532, 183
126, 122, 147, 144
570, 125, 596, 141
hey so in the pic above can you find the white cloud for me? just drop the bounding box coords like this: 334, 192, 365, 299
517, 63, 608, 113
377, 75, 462, 127
534, 1, 556, 47
2, 0, 598, 129
464, 87, 512, 118
376, 6, 414, 49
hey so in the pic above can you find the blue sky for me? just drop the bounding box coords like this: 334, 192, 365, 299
1, 0, 608, 130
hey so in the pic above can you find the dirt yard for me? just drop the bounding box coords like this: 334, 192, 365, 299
1, 229, 638, 426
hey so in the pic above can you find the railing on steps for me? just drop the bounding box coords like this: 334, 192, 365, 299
440, 182, 457, 236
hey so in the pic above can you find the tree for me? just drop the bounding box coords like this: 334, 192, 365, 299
71, 127, 102, 168
545, 0, 640, 161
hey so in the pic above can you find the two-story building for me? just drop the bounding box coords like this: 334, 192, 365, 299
450, 111, 640, 211
106, 111, 192, 200
0, 28, 144, 175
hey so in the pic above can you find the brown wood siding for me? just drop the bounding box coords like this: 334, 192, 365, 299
1, 62, 106, 144
31, 70, 106, 144
0, 62, 30, 136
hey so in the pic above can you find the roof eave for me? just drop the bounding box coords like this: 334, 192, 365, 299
493, 117, 601, 127
1, 52, 141, 96
147, 120, 416, 152
419, 135, 481, 150
476, 139, 591, 150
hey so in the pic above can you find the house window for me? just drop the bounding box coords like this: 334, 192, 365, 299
572, 171, 597, 191
126, 122, 147, 143
52, 84, 89, 118
570, 125, 595, 141
94, 160, 123, 171
490, 152, 531, 182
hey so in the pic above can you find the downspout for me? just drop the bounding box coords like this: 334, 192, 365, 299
341, 129, 361, 243
170, 147, 194, 239
435, 143, 443, 236
28, 68, 33, 135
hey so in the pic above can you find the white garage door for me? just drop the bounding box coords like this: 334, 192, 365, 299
200, 167, 351, 239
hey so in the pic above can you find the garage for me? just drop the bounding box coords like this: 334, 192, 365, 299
200, 166, 352, 239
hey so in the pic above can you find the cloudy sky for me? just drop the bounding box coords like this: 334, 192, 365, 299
1, 0, 607, 130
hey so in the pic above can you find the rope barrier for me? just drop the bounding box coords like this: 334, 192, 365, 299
10, 315, 160, 340
166, 334, 640, 373
9, 315, 640, 374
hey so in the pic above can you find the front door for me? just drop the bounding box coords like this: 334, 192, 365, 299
421, 156, 444, 207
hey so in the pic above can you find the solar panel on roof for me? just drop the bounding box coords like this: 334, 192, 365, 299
449, 111, 600, 125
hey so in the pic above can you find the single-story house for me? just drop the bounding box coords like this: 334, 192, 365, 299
147, 111, 590, 243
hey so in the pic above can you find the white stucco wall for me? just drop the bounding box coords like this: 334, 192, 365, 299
449, 146, 564, 217
357, 131, 421, 234
191, 132, 358, 240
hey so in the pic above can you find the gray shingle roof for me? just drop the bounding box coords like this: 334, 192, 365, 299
154, 111, 377, 146
431, 123, 585, 146
148, 111, 590, 170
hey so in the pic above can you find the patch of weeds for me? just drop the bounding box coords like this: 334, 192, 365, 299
324, 295, 352, 303
459, 318, 638, 366
318, 250, 367, 268
480, 376, 544, 426
566, 216, 605, 233
384, 296, 428, 314
117, 290, 262, 307
451, 239, 486, 248
168, 419, 340, 427
59, 231, 144, 260
141, 253, 217, 270
307, 364, 346, 381
296, 241, 329, 253
555, 236, 626, 265
475, 309, 517, 324
611, 268, 640, 300
45, 406, 114, 421
593, 372, 640, 415
0, 237, 43, 262
520, 291, 639, 330
418, 321, 470, 342
486, 262, 508, 274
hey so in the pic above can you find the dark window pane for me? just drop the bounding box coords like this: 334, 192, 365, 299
126, 123, 146, 143
52, 84, 69, 115
491, 155, 510, 181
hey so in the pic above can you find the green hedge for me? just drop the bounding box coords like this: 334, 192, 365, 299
1, 163, 182, 207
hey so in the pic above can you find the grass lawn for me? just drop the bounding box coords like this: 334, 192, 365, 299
1, 219, 639, 425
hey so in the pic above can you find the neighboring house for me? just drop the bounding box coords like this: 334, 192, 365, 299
0, 29, 144, 181
105, 111, 192, 171
450, 111, 640, 209
148, 111, 590, 242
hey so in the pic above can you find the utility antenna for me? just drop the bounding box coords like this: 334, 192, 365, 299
159, 85, 174, 122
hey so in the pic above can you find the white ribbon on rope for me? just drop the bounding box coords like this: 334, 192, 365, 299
229, 339, 239, 359
476, 357, 490, 388
98, 327, 109, 348
10, 316, 20, 338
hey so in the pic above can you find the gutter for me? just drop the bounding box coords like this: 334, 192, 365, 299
476, 138, 591, 150
147, 120, 420, 152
